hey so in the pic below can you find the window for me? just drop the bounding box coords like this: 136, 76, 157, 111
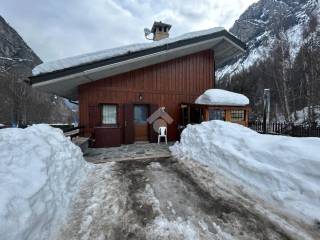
102, 104, 117, 125
230, 110, 245, 121
209, 109, 225, 121
181, 105, 189, 126
190, 107, 203, 124
134, 105, 148, 123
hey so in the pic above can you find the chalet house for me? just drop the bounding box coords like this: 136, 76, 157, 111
30, 22, 247, 147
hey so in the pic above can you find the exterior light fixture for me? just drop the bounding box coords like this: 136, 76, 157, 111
139, 93, 143, 101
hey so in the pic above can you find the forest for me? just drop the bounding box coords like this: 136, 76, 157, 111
219, 14, 320, 124
0, 61, 73, 126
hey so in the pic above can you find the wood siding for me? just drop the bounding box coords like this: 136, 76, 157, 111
205, 106, 250, 127
79, 50, 214, 142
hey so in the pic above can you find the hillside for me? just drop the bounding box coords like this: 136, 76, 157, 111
0, 16, 73, 125
217, 0, 318, 79
0, 15, 41, 70
217, 0, 320, 122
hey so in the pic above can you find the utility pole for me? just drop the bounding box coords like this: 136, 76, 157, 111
263, 89, 271, 134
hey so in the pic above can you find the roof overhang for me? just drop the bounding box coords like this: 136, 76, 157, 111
181, 102, 251, 109
30, 30, 246, 100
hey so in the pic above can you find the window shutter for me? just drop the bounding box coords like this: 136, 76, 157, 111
123, 103, 134, 144
149, 104, 159, 143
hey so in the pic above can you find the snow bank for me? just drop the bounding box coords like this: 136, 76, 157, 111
171, 121, 320, 224
32, 27, 225, 76
0, 124, 89, 240
195, 89, 249, 106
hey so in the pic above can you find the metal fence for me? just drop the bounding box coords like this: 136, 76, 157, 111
249, 121, 320, 137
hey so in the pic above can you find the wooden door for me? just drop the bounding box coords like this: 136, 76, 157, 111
134, 105, 149, 141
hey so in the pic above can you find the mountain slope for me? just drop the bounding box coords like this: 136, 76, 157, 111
216, 0, 320, 122
0, 15, 41, 76
217, 0, 319, 80
0, 15, 40, 124
0, 16, 72, 125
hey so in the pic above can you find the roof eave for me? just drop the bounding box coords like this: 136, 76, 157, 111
29, 29, 245, 84
30, 30, 246, 100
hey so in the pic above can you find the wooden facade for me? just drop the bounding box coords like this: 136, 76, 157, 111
181, 103, 251, 127
79, 50, 214, 147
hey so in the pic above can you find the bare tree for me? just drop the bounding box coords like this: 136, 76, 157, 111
0, 60, 74, 126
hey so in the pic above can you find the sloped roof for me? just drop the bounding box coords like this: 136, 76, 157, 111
30, 27, 246, 100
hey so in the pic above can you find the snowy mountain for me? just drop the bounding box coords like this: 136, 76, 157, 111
215, 0, 320, 122
217, 0, 319, 81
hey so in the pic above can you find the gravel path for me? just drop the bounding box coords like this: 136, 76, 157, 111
57, 158, 292, 240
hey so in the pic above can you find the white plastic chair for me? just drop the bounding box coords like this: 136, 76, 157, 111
158, 126, 167, 144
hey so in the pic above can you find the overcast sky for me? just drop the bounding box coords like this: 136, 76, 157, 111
1, 0, 257, 62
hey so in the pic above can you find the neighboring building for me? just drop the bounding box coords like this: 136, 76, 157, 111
181, 89, 250, 127
29, 22, 246, 147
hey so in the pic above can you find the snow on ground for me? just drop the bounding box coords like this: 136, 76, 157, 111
58, 159, 292, 240
32, 27, 225, 76
0, 124, 89, 240
195, 89, 249, 106
171, 120, 320, 225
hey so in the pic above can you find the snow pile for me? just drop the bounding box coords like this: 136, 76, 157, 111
171, 120, 320, 224
32, 27, 225, 76
0, 124, 89, 240
195, 89, 249, 106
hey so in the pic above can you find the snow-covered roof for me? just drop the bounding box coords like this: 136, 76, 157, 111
32, 27, 229, 77
195, 89, 249, 106
30, 27, 246, 100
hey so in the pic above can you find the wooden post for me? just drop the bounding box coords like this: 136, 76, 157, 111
263, 89, 270, 134
204, 107, 209, 121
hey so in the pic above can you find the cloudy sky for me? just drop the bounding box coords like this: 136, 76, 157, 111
1, 0, 257, 62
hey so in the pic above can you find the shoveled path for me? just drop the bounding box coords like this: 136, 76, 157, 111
57, 157, 292, 240
84, 143, 172, 163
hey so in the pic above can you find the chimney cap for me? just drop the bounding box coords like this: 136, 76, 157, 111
151, 21, 172, 33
